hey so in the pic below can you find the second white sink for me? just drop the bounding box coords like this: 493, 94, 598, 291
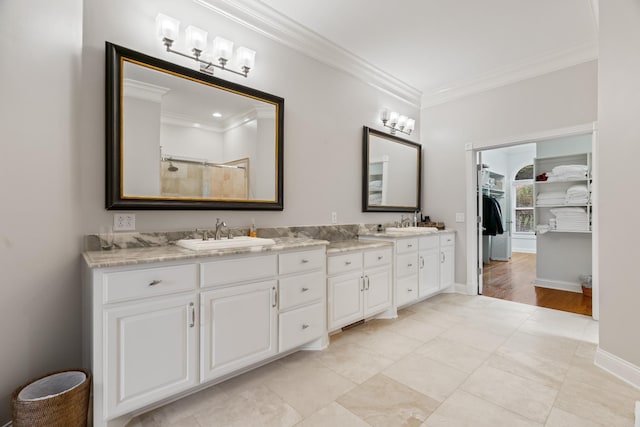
176, 236, 276, 251
385, 226, 439, 234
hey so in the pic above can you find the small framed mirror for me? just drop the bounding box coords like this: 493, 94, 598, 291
106, 42, 284, 210
362, 126, 422, 212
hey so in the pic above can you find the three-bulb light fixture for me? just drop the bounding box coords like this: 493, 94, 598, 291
156, 13, 256, 78
380, 109, 415, 135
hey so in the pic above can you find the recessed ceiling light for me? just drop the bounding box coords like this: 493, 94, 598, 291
212, 112, 222, 118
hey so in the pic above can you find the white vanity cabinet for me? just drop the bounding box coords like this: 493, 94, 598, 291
418, 234, 441, 297
96, 264, 199, 420
84, 243, 328, 427
327, 247, 392, 331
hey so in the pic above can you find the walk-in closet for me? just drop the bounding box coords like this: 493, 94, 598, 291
478, 133, 593, 315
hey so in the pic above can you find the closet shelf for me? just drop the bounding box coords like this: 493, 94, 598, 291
534, 178, 589, 185
535, 203, 591, 208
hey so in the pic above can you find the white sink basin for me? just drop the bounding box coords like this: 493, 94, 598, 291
176, 236, 276, 251
385, 227, 439, 234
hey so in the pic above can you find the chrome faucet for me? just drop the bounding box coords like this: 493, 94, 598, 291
214, 218, 227, 240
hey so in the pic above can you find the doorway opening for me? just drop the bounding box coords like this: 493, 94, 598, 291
467, 124, 598, 318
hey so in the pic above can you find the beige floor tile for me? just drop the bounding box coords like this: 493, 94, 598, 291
443, 322, 510, 353
406, 305, 466, 328
522, 309, 593, 340
555, 378, 637, 427
499, 330, 579, 365
383, 353, 468, 402
337, 374, 440, 427
263, 357, 356, 417
353, 328, 424, 360
422, 390, 543, 427
314, 341, 394, 383
544, 407, 603, 427
487, 347, 569, 389
194, 384, 301, 427
461, 365, 558, 423
386, 316, 447, 342
294, 402, 369, 427
414, 336, 491, 373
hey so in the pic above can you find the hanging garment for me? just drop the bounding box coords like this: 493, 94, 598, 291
483, 194, 504, 236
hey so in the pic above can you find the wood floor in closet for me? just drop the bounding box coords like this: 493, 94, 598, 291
482, 252, 592, 316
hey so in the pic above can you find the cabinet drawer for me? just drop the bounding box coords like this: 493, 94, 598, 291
279, 302, 324, 353
103, 264, 197, 303
201, 254, 277, 288
327, 252, 363, 276
420, 235, 439, 250
279, 249, 325, 275
396, 238, 419, 254
396, 253, 418, 277
397, 275, 419, 307
440, 234, 455, 247
279, 271, 325, 310
363, 248, 392, 269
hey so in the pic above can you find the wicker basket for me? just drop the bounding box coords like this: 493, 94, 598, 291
11, 369, 91, 427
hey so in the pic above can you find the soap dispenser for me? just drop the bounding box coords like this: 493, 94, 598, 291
249, 219, 257, 237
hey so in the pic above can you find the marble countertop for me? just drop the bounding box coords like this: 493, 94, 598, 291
326, 239, 393, 255
83, 237, 329, 269
358, 229, 456, 238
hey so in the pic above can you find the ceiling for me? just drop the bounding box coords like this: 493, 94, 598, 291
239, 0, 598, 107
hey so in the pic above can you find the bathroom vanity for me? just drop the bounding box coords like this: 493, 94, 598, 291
359, 229, 456, 312
83, 239, 328, 427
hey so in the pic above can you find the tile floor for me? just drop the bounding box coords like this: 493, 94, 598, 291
129, 293, 639, 427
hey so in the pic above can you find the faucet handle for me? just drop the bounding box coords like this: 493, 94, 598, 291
196, 228, 208, 241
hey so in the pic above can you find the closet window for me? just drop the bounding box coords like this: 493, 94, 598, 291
513, 164, 534, 233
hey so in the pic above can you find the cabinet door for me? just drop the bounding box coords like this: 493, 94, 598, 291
363, 267, 392, 317
105, 294, 197, 418
201, 280, 277, 382
440, 245, 455, 288
419, 248, 440, 297
327, 272, 364, 331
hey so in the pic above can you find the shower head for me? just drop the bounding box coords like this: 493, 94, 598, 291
168, 162, 179, 172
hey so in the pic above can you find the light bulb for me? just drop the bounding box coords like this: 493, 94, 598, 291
236, 46, 256, 71
405, 119, 415, 132
185, 26, 208, 53
398, 115, 408, 128
212, 37, 234, 65
389, 111, 399, 126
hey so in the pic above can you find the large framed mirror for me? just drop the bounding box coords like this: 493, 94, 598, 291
362, 126, 422, 212
106, 42, 284, 210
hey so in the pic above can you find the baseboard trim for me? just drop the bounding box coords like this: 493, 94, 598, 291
535, 278, 582, 293
453, 283, 471, 295
595, 347, 640, 390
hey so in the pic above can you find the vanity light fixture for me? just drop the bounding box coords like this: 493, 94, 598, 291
380, 108, 415, 135
155, 13, 256, 78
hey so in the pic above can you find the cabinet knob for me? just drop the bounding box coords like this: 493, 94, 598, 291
408, 288, 413, 292
408, 263, 413, 267
377, 256, 383, 260
301, 287, 309, 292
148, 279, 162, 286
345, 261, 352, 265
301, 324, 310, 330
301, 259, 309, 264
407, 244, 413, 248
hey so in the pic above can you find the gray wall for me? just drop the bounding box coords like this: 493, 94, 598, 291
0, 0, 83, 423
421, 60, 598, 286
0, 0, 419, 423
598, 0, 640, 368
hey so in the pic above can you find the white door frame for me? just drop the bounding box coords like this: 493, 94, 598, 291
465, 122, 599, 320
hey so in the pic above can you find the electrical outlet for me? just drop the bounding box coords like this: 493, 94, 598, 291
331, 212, 338, 224
114, 213, 136, 231
455, 212, 465, 223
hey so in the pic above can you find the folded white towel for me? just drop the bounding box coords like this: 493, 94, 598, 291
537, 191, 566, 199
566, 185, 589, 196
552, 165, 588, 175
536, 225, 551, 234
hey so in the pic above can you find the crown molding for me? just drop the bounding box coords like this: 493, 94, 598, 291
123, 79, 170, 103
193, 0, 422, 108
421, 41, 598, 108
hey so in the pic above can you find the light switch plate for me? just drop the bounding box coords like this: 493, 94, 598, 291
114, 213, 136, 231
455, 212, 465, 223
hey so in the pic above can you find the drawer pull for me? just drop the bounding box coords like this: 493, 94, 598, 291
148, 280, 162, 287
345, 261, 352, 265
189, 302, 195, 328
301, 324, 310, 330
408, 263, 413, 267
301, 287, 310, 292
407, 244, 413, 248
378, 256, 383, 260
408, 288, 413, 292
272, 287, 278, 308
301, 259, 310, 264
